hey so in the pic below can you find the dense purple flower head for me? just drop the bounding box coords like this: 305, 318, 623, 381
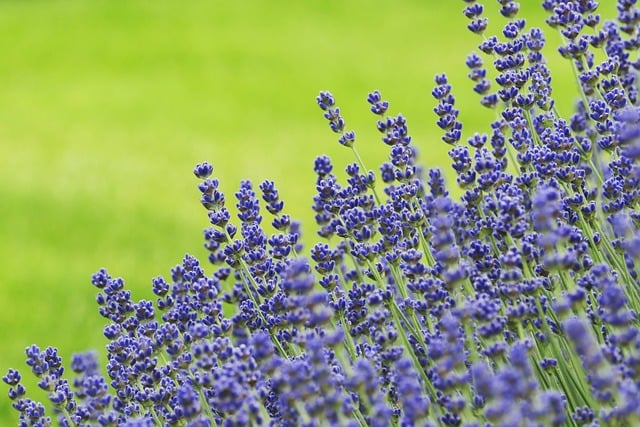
367, 90, 389, 116
193, 162, 214, 179
317, 91, 358, 147
433, 74, 463, 144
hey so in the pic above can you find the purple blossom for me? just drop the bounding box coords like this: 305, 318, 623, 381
7, 2, 640, 425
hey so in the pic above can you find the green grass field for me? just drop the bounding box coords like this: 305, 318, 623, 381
0, 0, 613, 423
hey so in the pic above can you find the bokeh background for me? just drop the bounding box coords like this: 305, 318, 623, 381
0, 0, 615, 423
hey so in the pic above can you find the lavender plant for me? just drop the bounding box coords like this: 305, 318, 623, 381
5, 0, 640, 426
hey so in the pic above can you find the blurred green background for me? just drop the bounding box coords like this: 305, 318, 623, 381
0, 0, 614, 423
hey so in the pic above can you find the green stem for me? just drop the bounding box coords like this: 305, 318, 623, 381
351, 145, 382, 205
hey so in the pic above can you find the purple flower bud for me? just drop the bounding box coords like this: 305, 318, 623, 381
193, 162, 213, 179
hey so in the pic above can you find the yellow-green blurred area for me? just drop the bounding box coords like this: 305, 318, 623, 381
0, 0, 616, 422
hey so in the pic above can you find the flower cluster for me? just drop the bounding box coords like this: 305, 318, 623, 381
5, 0, 640, 426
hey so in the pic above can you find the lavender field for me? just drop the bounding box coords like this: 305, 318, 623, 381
2, 0, 636, 426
